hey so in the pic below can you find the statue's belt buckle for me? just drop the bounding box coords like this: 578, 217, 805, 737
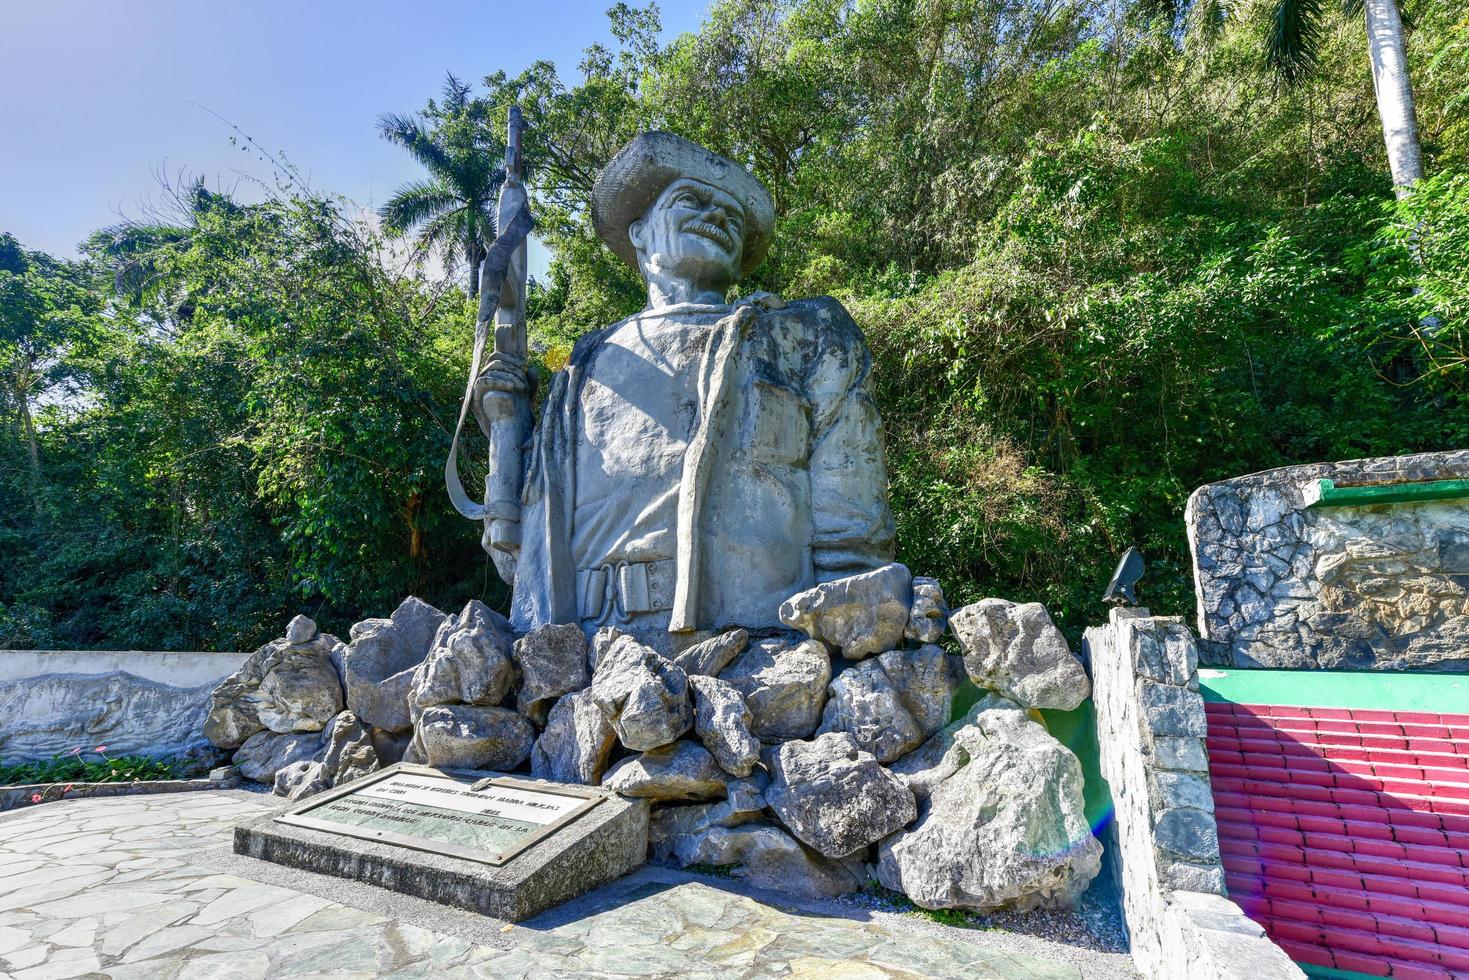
580, 560, 675, 623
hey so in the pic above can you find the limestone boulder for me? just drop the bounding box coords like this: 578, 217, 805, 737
876, 698, 1102, 912
411, 600, 517, 711
205, 627, 345, 748
905, 577, 949, 645
319, 710, 379, 787
233, 729, 324, 783
688, 674, 760, 777
530, 689, 617, 785
204, 657, 266, 750
590, 635, 692, 751
779, 563, 913, 660
876, 645, 965, 737
285, 614, 317, 645
273, 760, 329, 801
342, 597, 448, 734
658, 822, 866, 898
890, 696, 1009, 802
719, 637, 830, 741
671, 629, 749, 678
951, 598, 1090, 710
255, 637, 344, 734
602, 741, 729, 803
410, 704, 536, 771
513, 624, 591, 725
765, 732, 916, 858
815, 661, 925, 763
649, 772, 768, 846
589, 626, 628, 673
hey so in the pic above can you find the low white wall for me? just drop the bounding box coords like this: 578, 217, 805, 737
1087, 608, 1303, 980
0, 649, 247, 764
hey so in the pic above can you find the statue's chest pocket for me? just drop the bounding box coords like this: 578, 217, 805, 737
739, 380, 810, 466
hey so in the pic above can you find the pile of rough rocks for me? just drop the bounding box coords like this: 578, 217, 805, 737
204, 562, 1103, 912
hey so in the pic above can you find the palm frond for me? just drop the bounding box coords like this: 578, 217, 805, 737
376, 113, 455, 178
1267, 0, 1326, 84
377, 180, 460, 236
1340, 0, 1363, 18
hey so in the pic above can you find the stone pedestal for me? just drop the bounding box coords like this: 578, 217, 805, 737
233, 782, 648, 922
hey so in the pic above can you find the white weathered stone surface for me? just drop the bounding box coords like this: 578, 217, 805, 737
285, 614, 318, 645
513, 624, 591, 724
319, 710, 379, 787
1088, 608, 1302, 979
875, 645, 963, 737
779, 563, 912, 660
409, 704, 536, 771
672, 628, 749, 678
590, 635, 693, 751
603, 741, 729, 802
905, 577, 949, 644
342, 597, 448, 734
273, 759, 329, 801
411, 600, 517, 711
688, 674, 760, 777
951, 598, 1090, 710
719, 637, 831, 740
655, 822, 866, 898
254, 637, 345, 734
233, 729, 324, 783
531, 689, 618, 785
876, 698, 1101, 912
815, 660, 925, 763
1186, 450, 1469, 670
765, 732, 916, 858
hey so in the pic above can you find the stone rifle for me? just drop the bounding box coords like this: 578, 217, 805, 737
445, 106, 534, 581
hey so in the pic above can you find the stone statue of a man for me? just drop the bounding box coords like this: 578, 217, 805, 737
482, 132, 894, 648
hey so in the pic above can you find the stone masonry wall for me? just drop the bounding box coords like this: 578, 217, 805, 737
1088, 608, 1303, 980
1186, 450, 1469, 670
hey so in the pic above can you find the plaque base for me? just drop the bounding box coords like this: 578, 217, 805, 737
233, 776, 648, 922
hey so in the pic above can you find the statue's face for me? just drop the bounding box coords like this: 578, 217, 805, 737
629, 178, 744, 292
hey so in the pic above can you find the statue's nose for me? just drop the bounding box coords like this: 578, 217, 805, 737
706, 204, 728, 227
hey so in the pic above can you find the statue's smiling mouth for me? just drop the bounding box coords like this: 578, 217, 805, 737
684, 219, 734, 251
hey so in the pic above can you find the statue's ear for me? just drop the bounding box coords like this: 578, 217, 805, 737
628, 218, 646, 254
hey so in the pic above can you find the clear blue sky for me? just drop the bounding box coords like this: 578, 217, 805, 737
0, 0, 707, 274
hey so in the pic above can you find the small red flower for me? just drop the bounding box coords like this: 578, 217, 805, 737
30, 794, 42, 804
95, 745, 107, 753
70, 747, 82, 756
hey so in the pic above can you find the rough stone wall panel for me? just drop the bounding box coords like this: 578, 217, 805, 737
1186, 450, 1469, 670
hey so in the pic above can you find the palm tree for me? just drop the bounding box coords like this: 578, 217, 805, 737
1267, 0, 1423, 197
378, 74, 505, 298
1150, 0, 1424, 197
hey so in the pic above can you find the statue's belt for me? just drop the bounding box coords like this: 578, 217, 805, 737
579, 559, 676, 624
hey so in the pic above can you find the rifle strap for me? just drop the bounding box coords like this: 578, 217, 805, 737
446, 204, 534, 521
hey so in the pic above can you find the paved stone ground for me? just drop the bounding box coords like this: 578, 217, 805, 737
0, 791, 1138, 979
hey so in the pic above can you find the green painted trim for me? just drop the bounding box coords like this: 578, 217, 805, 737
1305, 476, 1469, 508
1298, 965, 1381, 980
1199, 667, 1469, 712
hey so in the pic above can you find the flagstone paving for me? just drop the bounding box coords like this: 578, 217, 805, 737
0, 791, 1137, 979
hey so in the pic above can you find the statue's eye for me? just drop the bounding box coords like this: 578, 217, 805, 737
673, 191, 701, 208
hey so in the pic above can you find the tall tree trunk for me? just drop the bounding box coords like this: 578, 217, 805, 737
466, 237, 484, 300
1364, 0, 1424, 198
14, 367, 43, 518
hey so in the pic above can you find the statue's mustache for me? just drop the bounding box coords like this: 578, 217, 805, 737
682, 218, 734, 250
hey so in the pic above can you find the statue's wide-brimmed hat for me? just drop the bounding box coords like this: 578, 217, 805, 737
591, 132, 774, 277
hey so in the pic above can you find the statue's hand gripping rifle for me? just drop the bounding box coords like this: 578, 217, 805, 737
446, 106, 534, 584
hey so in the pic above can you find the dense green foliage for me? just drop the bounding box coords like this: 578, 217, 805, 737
3, 0, 1466, 650
0, 752, 184, 786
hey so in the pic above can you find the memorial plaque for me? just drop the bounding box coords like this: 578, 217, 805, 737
277, 764, 603, 866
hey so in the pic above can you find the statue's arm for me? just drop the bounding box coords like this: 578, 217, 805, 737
803, 298, 897, 577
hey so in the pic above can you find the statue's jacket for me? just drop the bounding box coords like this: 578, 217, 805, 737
510, 296, 895, 637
